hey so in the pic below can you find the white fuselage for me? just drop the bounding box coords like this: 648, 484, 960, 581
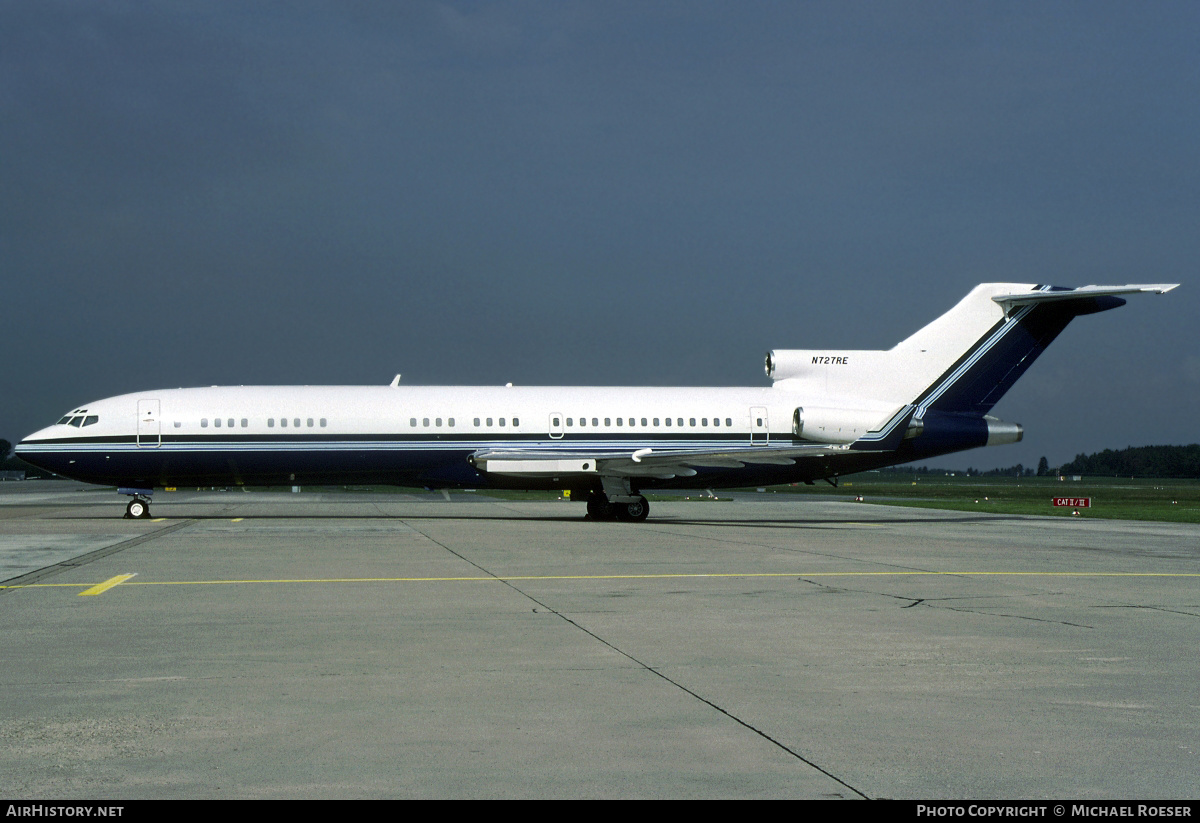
20, 383, 889, 492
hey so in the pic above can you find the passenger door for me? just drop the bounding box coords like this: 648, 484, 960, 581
750, 406, 768, 445
137, 399, 161, 448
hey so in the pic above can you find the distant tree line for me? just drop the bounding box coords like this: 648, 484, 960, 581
0, 439, 59, 479
1058, 444, 1200, 478
878, 463, 1041, 477
882, 445, 1200, 479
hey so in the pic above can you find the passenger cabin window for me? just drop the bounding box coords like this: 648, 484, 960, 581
320, 419, 327, 427
513, 418, 519, 426
268, 418, 275, 427
293, 418, 300, 428
411, 418, 417, 427
280, 418, 287, 427
307, 418, 314, 427
474, 418, 481, 426
174, 421, 182, 428
242, 419, 248, 427
201, 419, 209, 428
499, 418, 506, 427
214, 418, 222, 427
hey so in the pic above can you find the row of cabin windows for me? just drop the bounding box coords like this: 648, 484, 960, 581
410, 418, 522, 427
189, 418, 329, 428
168, 415, 743, 431
553, 417, 735, 428
406, 416, 732, 429
179, 416, 739, 430
412, 417, 458, 427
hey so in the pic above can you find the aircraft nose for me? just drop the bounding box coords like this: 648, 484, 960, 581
18, 425, 58, 445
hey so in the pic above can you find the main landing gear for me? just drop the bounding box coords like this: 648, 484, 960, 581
585, 491, 649, 522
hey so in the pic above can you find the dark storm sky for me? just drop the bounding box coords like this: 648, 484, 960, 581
2, 1, 1196, 470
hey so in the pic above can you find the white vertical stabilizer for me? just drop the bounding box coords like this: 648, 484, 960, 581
766, 282, 1174, 412
767, 283, 1033, 406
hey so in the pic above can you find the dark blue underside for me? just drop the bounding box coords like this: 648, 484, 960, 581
17, 413, 1002, 492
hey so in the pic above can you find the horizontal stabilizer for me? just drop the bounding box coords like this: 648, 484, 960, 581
991, 284, 1177, 314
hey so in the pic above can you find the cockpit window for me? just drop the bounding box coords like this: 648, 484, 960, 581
57, 409, 90, 426
82, 416, 99, 426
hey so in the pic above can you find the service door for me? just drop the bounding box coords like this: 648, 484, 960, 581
548, 412, 565, 439
750, 406, 769, 445
137, 399, 161, 448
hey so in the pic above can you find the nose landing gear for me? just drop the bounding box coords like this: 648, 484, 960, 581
119, 488, 154, 519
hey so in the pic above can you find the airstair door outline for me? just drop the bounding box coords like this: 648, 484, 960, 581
750, 406, 768, 445
137, 399, 161, 448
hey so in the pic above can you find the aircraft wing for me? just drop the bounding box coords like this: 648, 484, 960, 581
472, 406, 917, 479
471, 442, 856, 479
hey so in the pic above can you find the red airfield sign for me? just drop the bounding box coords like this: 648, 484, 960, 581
1053, 497, 1091, 508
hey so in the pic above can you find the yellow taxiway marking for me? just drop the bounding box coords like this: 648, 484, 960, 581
1, 570, 1197, 594
0, 571, 1195, 597
78, 574, 138, 596
120, 571, 1200, 585
231, 518, 244, 522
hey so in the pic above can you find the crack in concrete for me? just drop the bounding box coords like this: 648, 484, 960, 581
405, 521, 871, 800
1091, 604, 1200, 618
798, 578, 1092, 627
938, 606, 1092, 628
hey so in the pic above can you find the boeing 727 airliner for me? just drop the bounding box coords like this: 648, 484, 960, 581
16, 283, 1177, 520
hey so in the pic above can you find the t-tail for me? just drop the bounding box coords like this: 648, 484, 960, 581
766, 283, 1178, 459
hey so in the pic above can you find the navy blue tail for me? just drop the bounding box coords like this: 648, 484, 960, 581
915, 295, 1126, 417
